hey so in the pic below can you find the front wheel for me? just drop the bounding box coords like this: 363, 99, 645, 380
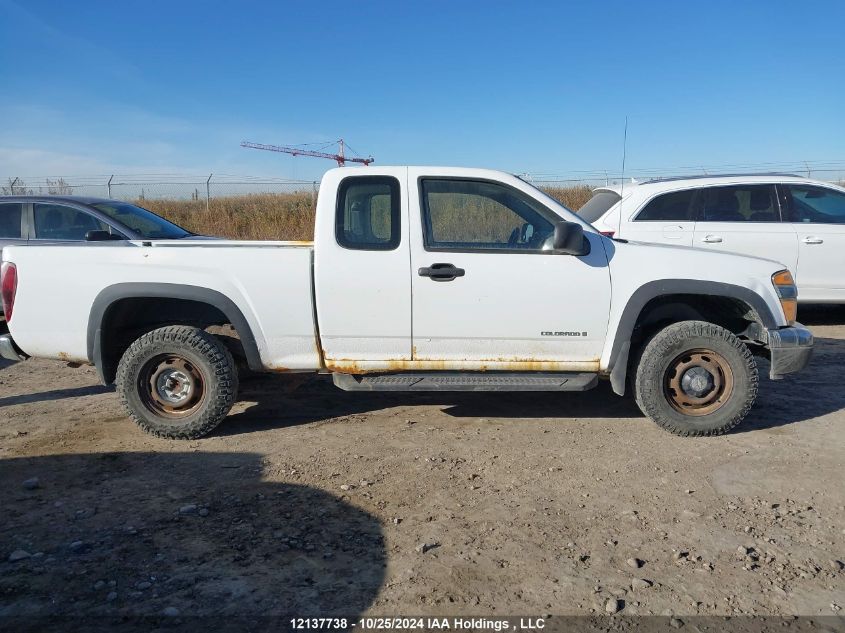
116, 326, 239, 439
633, 320, 758, 436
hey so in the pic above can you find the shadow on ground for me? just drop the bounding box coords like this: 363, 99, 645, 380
222, 332, 845, 437
217, 376, 643, 438
738, 335, 845, 433
797, 304, 845, 326
0, 452, 385, 626
0, 385, 112, 408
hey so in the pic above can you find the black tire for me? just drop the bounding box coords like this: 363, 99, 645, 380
633, 320, 758, 436
116, 326, 238, 439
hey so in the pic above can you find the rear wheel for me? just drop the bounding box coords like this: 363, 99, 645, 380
633, 320, 758, 436
116, 326, 238, 439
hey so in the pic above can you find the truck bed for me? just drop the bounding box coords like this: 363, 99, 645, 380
3, 240, 322, 371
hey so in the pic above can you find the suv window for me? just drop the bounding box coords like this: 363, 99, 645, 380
635, 189, 696, 221
0, 203, 23, 239
578, 190, 621, 223
420, 179, 555, 251
784, 184, 845, 224
336, 176, 400, 250
33, 203, 109, 241
699, 185, 779, 222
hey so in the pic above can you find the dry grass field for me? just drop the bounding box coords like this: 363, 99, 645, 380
138, 186, 594, 241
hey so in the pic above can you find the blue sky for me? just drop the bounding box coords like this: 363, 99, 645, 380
1, 0, 843, 182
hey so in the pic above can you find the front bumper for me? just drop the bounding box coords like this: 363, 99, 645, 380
766, 322, 813, 379
0, 333, 27, 362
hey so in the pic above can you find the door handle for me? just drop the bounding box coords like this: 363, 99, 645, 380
802, 236, 824, 245
418, 263, 465, 282
701, 235, 723, 243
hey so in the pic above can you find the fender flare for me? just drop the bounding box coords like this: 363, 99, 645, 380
88, 282, 264, 383
607, 279, 779, 395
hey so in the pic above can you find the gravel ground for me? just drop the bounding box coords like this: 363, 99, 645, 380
0, 309, 843, 622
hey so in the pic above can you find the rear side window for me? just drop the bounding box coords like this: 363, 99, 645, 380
784, 185, 845, 224
699, 185, 779, 222
0, 203, 23, 239
635, 189, 696, 221
578, 191, 621, 223
33, 203, 109, 241
336, 176, 400, 250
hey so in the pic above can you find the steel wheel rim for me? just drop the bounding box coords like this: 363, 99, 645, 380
663, 348, 733, 417
139, 354, 206, 419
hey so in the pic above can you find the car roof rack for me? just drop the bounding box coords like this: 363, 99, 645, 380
639, 172, 804, 184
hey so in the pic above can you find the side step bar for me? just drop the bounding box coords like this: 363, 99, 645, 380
333, 372, 598, 392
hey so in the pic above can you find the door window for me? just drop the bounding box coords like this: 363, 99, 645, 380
335, 176, 400, 250
784, 185, 845, 224
635, 189, 696, 221
699, 185, 779, 222
33, 204, 109, 240
420, 179, 555, 251
0, 203, 23, 238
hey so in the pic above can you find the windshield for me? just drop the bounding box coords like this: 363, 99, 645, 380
578, 190, 622, 223
91, 202, 192, 239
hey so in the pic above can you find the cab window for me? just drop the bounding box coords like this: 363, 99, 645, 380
420, 178, 555, 251
335, 176, 400, 250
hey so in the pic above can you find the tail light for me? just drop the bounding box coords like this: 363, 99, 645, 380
1, 262, 17, 323
600, 231, 616, 238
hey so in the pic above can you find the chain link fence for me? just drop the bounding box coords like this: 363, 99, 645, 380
3, 166, 845, 240
0, 175, 320, 210
3, 164, 844, 210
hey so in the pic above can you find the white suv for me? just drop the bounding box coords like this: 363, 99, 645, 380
582, 174, 845, 303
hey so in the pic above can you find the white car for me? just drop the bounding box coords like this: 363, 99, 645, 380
582, 174, 845, 303
0, 166, 812, 439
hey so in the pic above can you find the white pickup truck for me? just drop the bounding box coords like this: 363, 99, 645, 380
0, 167, 813, 439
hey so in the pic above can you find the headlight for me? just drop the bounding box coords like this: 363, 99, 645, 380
772, 270, 798, 324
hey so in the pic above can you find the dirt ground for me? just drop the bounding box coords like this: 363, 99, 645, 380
0, 308, 843, 624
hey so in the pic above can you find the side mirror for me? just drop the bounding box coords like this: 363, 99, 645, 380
553, 221, 589, 255
85, 230, 123, 242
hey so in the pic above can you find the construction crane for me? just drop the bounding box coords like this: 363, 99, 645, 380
240, 139, 373, 167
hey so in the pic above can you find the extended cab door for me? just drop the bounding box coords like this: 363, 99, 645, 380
782, 183, 845, 302
622, 188, 698, 247
313, 169, 413, 365
408, 171, 610, 369
691, 184, 798, 274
